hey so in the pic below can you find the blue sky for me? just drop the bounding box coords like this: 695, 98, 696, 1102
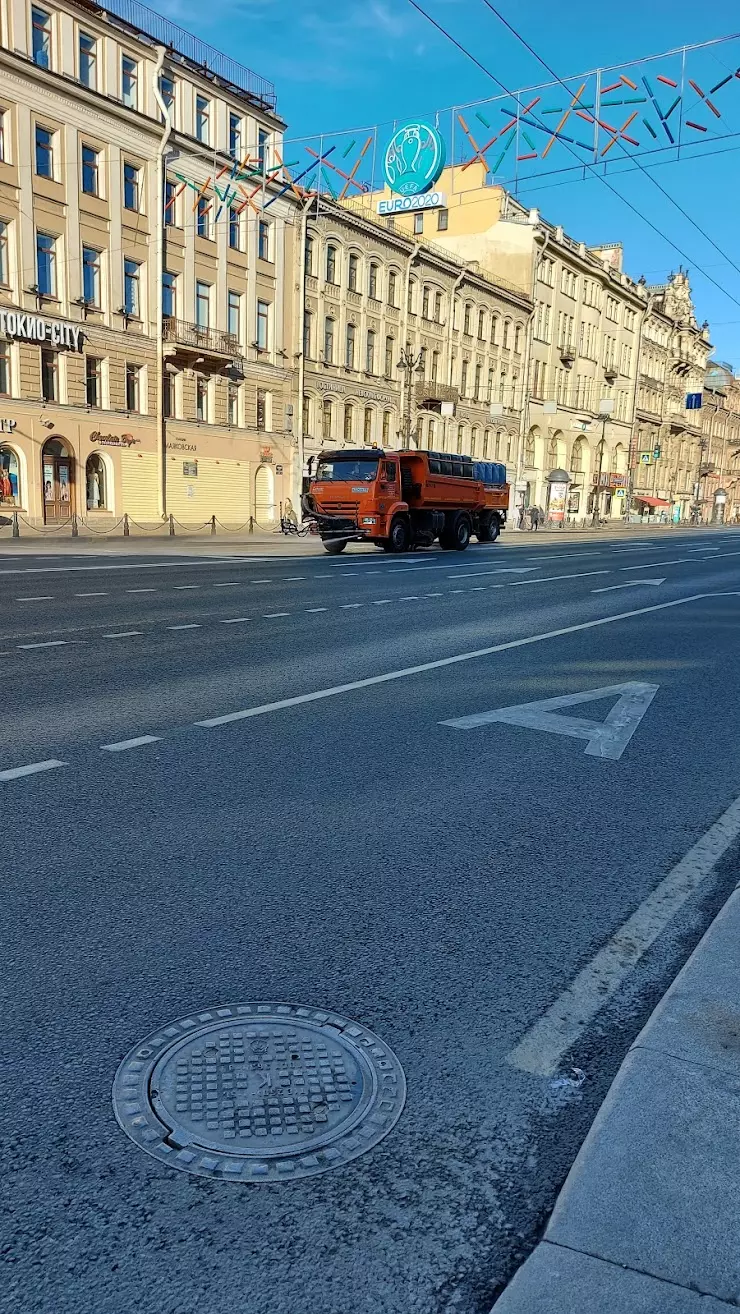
161, 0, 740, 365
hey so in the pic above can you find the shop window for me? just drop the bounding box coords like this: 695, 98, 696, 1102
86, 453, 107, 509
0, 446, 19, 504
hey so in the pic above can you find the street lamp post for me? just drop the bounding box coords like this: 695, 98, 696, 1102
592, 401, 613, 526
691, 436, 709, 525
398, 343, 426, 449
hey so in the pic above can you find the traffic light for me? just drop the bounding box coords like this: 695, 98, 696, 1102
653, 446, 661, 460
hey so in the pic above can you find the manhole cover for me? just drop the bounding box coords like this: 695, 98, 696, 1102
112, 1002, 406, 1182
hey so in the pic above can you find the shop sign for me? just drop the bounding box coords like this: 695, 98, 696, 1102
0, 418, 17, 433
90, 431, 139, 447
183, 461, 198, 477
382, 121, 446, 198
377, 191, 446, 216
314, 378, 395, 404
166, 441, 197, 452
0, 310, 83, 351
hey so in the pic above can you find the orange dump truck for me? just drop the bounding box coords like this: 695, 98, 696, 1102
303, 448, 510, 553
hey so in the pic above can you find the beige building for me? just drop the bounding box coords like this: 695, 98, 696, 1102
364, 164, 647, 522
0, 0, 296, 529
700, 361, 740, 523
301, 194, 532, 482
633, 271, 713, 522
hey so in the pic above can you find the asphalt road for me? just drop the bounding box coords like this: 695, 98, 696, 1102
2, 528, 740, 1314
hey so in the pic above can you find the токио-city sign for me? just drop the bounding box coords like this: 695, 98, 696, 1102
378, 121, 446, 216
0, 309, 84, 351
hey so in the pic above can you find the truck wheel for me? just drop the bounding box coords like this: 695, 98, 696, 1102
477, 515, 500, 543
451, 512, 472, 550
324, 540, 347, 554
384, 516, 411, 553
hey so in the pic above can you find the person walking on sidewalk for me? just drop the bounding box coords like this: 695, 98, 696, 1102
530, 506, 541, 531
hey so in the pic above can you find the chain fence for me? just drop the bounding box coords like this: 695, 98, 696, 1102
0, 511, 283, 539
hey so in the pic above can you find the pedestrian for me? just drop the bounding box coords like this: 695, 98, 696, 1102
531, 505, 540, 531
517, 503, 525, 529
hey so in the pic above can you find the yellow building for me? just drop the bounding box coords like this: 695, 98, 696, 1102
0, 0, 297, 530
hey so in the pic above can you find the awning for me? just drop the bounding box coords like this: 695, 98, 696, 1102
635, 495, 670, 507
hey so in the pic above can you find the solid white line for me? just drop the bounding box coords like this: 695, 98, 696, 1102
219, 617, 250, 624
167, 623, 201, 630
0, 559, 250, 576
507, 787, 740, 1078
509, 570, 610, 586
194, 591, 734, 728
0, 758, 67, 781
17, 595, 54, 601
592, 578, 665, 593
18, 640, 66, 649
101, 735, 162, 752
104, 631, 143, 638
624, 557, 694, 570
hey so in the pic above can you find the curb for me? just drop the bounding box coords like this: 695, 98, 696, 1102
491, 880, 740, 1312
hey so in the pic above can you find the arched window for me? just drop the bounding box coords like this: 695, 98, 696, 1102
325, 243, 337, 284
571, 438, 585, 473
471, 425, 479, 457
0, 446, 20, 505
304, 233, 315, 276
463, 302, 472, 335
483, 429, 491, 458
428, 417, 436, 446
495, 429, 504, 460
368, 262, 379, 300
491, 315, 500, 346
382, 410, 392, 444
364, 406, 373, 444
514, 324, 523, 353
343, 402, 354, 443
457, 423, 465, 454
524, 430, 536, 466
255, 464, 275, 523
322, 397, 333, 440
85, 453, 108, 510
502, 319, 511, 350
408, 278, 416, 313
477, 308, 486, 340
348, 251, 359, 292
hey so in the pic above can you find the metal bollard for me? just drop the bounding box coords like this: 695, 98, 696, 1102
71, 513, 79, 538
210, 514, 216, 536
169, 513, 175, 536
12, 511, 19, 538
123, 513, 130, 537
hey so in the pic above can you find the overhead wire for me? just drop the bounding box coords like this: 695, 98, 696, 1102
407, 0, 740, 311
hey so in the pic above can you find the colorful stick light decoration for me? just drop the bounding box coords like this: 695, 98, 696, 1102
377, 121, 447, 216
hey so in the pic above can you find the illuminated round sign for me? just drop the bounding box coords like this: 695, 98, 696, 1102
383, 122, 446, 197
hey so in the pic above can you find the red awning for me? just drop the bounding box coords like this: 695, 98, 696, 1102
635, 495, 670, 507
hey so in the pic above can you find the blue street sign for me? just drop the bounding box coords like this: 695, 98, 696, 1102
686, 392, 703, 410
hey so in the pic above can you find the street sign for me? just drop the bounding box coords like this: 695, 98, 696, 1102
686, 392, 703, 410
640, 452, 651, 464
615, 488, 627, 497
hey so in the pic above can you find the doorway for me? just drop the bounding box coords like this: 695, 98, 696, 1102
254, 464, 275, 524
42, 437, 74, 523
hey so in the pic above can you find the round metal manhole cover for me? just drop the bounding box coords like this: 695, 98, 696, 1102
112, 1003, 406, 1182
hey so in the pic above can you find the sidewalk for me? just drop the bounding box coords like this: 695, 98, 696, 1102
491, 877, 740, 1312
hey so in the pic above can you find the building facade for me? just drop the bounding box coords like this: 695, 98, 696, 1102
302, 196, 532, 481
700, 361, 740, 523
0, 0, 296, 529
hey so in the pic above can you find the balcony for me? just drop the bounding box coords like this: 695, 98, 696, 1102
163, 317, 241, 363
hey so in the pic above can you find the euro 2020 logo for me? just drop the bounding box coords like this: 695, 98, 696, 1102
383, 122, 446, 198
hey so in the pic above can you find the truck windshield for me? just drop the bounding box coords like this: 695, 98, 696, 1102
316, 458, 379, 482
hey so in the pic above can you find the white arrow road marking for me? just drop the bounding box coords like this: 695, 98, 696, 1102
441, 681, 659, 761
592, 578, 666, 593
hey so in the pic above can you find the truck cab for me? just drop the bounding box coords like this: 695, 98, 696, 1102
303, 449, 403, 553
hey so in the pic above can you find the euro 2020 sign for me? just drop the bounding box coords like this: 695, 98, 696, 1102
382, 122, 446, 198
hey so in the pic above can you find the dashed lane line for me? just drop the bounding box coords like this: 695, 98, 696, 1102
262, 612, 290, 618
305, 607, 328, 613
101, 735, 162, 752
173, 585, 200, 590
103, 631, 143, 639
75, 591, 108, 597
0, 759, 67, 782
219, 617, 250, 624
167, 623, 202, 631
17, 596, 54, 601
18, 639, 67, 649
126, 588, 156, 593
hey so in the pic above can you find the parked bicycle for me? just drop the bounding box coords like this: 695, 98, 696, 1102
274, 516, 313, 537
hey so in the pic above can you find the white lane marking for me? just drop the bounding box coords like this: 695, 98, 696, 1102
507, 785, 740, 1077
448, 567, 538, 578
341, 603, 363, 609
373, 599, 392, 605
341, 572, 359, 576
423, 592, 443, 598
509, 570, 610, 585
690, 547, 720, 552
624, 557, 694, 570
104, 631, 143, 639
213, 582, 241, 587
219, 617, 250, 624
167, 623, 202, 630
263, 612, 290, 618
0, 758, 67, 782
194, 591, 733, 728
443, 681, 659, 761
101, 735, 162, 752
305, 607, 328, 612
0, 559, 251, 576
283, 577, 306, 581
75, 591, 108, 597
127, 588, 156, 593
592, 578, 666, 593
17, 595, 54, 601
18, 640, 66, 649
173, 585, 199, 590
250, 579, 271, 584
400, 595, 420, 601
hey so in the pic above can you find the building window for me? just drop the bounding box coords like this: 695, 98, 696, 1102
413, 213, 423, 235
41, 347, 56, 400
305, 233, 314, 276
322, 398, 332, 440
461, 360, 469, 396
81, 144, 99, 196
408, 280, 416, 313
195, 96, 210, 143
227, 289, 241, 338
228, 206, 241, 250
85, 453, 106, 509
162, 269, 176, 319
463, 303, 472, 336
258, 129, 269, 171
382, 410, 391, 443
121, 55, 138, 109
343, 403, 353, 443
435, 291, 443, 322
345, 322, 356, 369
369, 263, 379, 300
197, 196, 211, 239
437, 208, 449, 231
477, 309, 486, 340
457, 424, 464, 454
195, 280, 210, 329
431, 350, 439, 383
256, 388, 268, 430
196, 375, 208, 422
258, 220, 271, 261
82, 246, 100, 306
36, 232, 56, 297
324, 316, 334, 364
123, 258, 140, 316
0, 221, 10, 287
85, 356, 101, 407
227, 381, 239, 426
422, 286, 430, 319
256, 299, 270, 350
326, 244, 337, 284
303, 309, 312, 359
502, 319, 511, 350
385, 336, 394, 377
125, 362, 140, 412
229, 112, 242, 158
0, 343, 10, 396
159, 74, 175, 121
0, 444, 19, 501
364, 406, 372, 443
35, 125, 53, 179
388, 270, 397, 306
162, 369, 174, 418
32, 7, 51, 68
123, 162, 139, 211
366, 329, 375, 375
348, 253, 359, 292
79, 31, 96, 88
164, 178, 178, 226
0, 110, 6, 164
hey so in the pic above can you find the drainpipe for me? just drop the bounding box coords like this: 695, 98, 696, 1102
399, 242, 420, 446
514, 228, 549, 524
295, 194, 314, 512
152, 47, 172, 520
